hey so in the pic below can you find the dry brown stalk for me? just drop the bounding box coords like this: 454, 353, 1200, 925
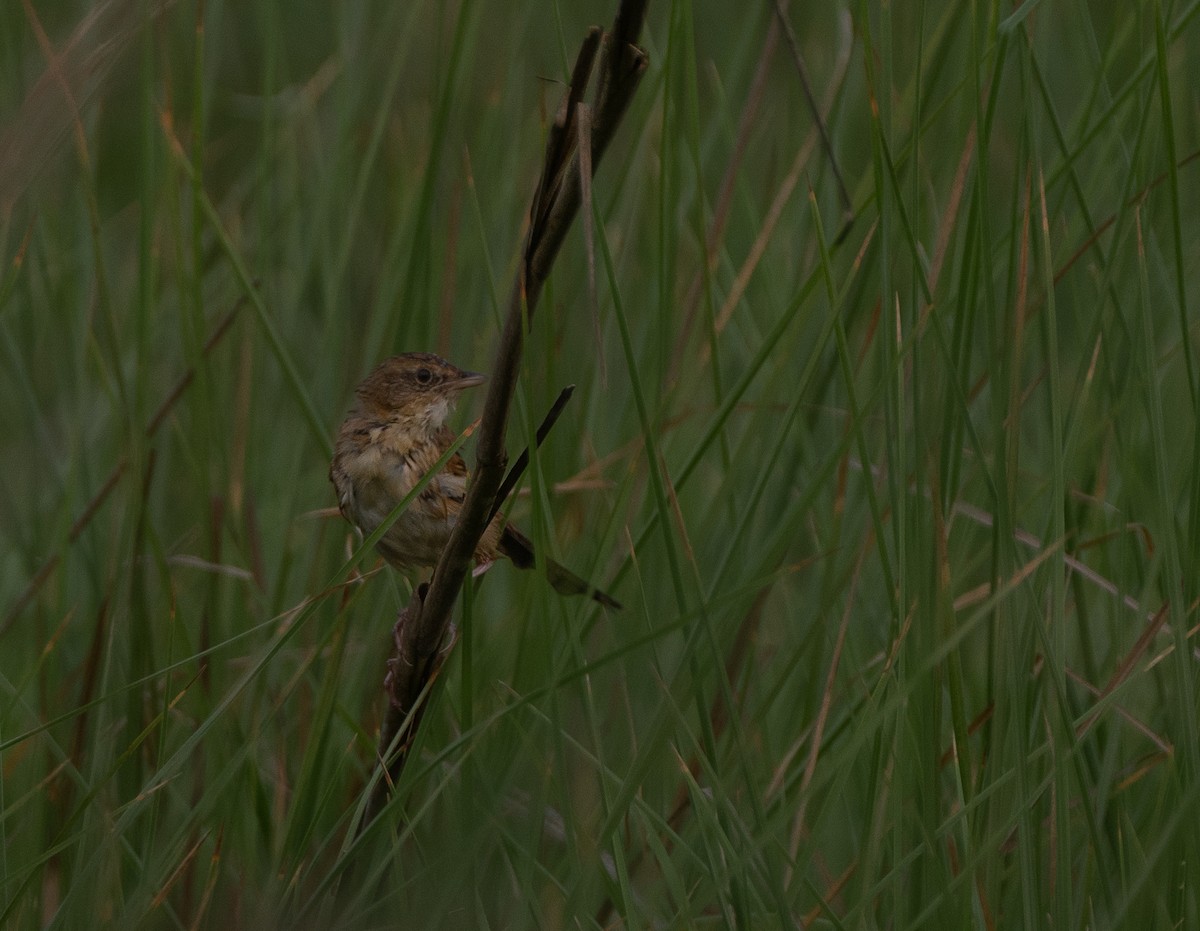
360, 0, 648, 832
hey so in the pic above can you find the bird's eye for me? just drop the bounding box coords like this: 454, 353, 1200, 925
416, 367, 434, 385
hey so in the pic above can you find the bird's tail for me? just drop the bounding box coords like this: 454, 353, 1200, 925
499, 525, 622, 609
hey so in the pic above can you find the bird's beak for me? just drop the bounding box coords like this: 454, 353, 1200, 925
449, 371, 486, 391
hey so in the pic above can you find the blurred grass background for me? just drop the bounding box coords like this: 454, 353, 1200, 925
3, 0, 1200, 927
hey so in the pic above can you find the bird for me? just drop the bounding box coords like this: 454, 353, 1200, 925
330, 352, 620, 609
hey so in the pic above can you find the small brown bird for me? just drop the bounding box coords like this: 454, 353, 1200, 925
330, 352, 620, 609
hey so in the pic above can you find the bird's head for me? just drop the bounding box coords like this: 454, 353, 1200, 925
355, 352, 486, 430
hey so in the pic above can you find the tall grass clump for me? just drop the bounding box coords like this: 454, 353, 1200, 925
2, 1, 1200, 927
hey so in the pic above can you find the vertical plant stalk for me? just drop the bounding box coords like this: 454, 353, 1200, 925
359, 0, 648, 833
772, 0, 854, 238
